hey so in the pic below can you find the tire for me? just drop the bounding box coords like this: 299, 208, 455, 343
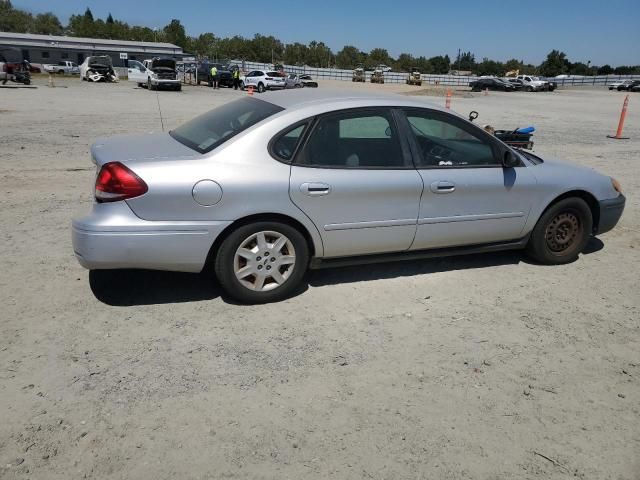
526, 197, 593, 265
240, 80, 245, 90
257, 82, 265, 93
58, 70, 64, 74
214, 222, 309, 304
147, 78, 154, 90
526, 86, 534, 92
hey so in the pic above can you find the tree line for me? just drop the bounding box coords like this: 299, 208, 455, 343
1, 1, 639, 75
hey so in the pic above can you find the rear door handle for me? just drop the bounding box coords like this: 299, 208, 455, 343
300, 182, 331, 196
430, 181, 456, 194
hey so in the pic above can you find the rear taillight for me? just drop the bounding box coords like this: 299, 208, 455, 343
95, 162, 148, 203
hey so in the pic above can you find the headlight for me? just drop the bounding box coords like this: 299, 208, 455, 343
611, 177, 623, 194
151, 73, 158, 79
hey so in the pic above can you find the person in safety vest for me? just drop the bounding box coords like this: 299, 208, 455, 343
233, 68, 240, 90
210, 64, 219, 89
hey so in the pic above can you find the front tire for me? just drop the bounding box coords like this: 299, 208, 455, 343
214, 222, 309, 304
526, 197, 592, 264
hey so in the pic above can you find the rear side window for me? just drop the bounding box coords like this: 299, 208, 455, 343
270, 123, 308, 162
297, 109, 406, 168
170, 97, 283, 154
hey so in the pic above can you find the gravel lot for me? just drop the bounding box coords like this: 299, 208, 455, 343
1, 77, 639, 479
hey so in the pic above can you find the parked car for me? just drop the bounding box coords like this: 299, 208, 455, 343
284, 74, 303, 88
299, 74, 318, 88
195, 61, 233, 87
608, 79, 633, 90
72, 91, 625, 304
376, 64, 392, 72
240, 70, 285, 92
127, 58, 181, 91
80, 56, 118, 82
504, 78, 524, 90
469, 78, 516, 92
618, 80, 640, 91
43, 61, 79, 75
630, 82, 640, 92
516, 75, 548, 92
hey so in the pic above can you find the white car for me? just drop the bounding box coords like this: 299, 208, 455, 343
127, 58, 181, 91
376, 64, 392, 72
240, 70, 285, 93
79, 56, 118, 82
516, 75, 548, 92
608, 79, 633, 91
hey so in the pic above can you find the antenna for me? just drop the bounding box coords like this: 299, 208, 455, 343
155, 89, 165, 132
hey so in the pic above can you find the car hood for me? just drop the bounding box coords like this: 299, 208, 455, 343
91, 132, 199, 166
88, 56, 112, 66
150, 59, 176, 70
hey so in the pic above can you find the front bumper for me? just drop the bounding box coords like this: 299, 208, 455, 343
596, 194, 625, 235
72, 202, 232, 273
151, 78, 181, 87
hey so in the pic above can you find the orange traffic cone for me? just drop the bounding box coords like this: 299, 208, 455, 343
607, 95, 630, 140
445, 89, 452, 109
248, 85, 254, 96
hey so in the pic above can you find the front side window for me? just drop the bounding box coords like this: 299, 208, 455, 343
297, 109, 405, 168
404, 110, 497, 168
170, 97, 284, 154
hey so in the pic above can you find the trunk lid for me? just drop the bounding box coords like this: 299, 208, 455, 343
91, 133, 200, 167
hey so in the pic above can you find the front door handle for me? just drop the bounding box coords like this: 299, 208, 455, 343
300, 182, 331, 196
430, 181, 456, 194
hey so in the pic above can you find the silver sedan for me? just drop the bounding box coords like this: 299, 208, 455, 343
72, 90, 625, 303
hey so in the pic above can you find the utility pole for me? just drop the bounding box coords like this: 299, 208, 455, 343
457, 48, 461, 73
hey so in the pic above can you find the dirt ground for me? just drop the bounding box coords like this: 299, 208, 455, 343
1, 76, 639, 480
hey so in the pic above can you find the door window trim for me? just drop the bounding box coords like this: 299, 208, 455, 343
291, 107, 414, 170
398, 107, 521, 169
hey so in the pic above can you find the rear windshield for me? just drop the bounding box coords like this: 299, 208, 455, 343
169, 97, 284, 154
266, 72, 280, 76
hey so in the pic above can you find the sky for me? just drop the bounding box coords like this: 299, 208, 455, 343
14, 0, 640, 66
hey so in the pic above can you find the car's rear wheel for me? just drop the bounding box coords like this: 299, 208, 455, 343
526, 86, 534, 92
526, 197, 592, 264
257, 82, 265, 93
214, 222, 309, 303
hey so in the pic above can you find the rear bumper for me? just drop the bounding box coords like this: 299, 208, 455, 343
72, 202, 232, 273
596, 194, 625, 235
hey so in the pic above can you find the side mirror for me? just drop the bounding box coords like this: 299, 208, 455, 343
503, 150, 519, 168
468, 111, 479, 122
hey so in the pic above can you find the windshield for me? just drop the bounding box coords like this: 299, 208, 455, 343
169, 97, 284, 154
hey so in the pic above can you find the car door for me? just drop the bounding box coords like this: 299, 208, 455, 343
288, 108, 423, 258
127, 60, 146, 83
400, 108, 538, 250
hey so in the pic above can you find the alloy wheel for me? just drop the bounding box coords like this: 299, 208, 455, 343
233, 231, 296, 291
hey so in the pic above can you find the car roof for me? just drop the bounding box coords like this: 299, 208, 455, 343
259, 88, 448, 113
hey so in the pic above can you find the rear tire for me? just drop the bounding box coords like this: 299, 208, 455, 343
257, 82, 265, 93
214, 222, 309, 304
526, 197, 592, 264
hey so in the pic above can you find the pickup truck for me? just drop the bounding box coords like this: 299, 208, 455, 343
127, 58, 181, 91
43, 61, 80, 75
516, 74, 555, 92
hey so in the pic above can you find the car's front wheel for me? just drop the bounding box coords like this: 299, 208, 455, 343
214, 222, 309, 303
526, 197, 593, 264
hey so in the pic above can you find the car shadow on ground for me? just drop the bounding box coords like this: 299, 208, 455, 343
89, 238, 604, 306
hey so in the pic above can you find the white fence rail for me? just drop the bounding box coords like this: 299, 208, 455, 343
231, 60, 640, 86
